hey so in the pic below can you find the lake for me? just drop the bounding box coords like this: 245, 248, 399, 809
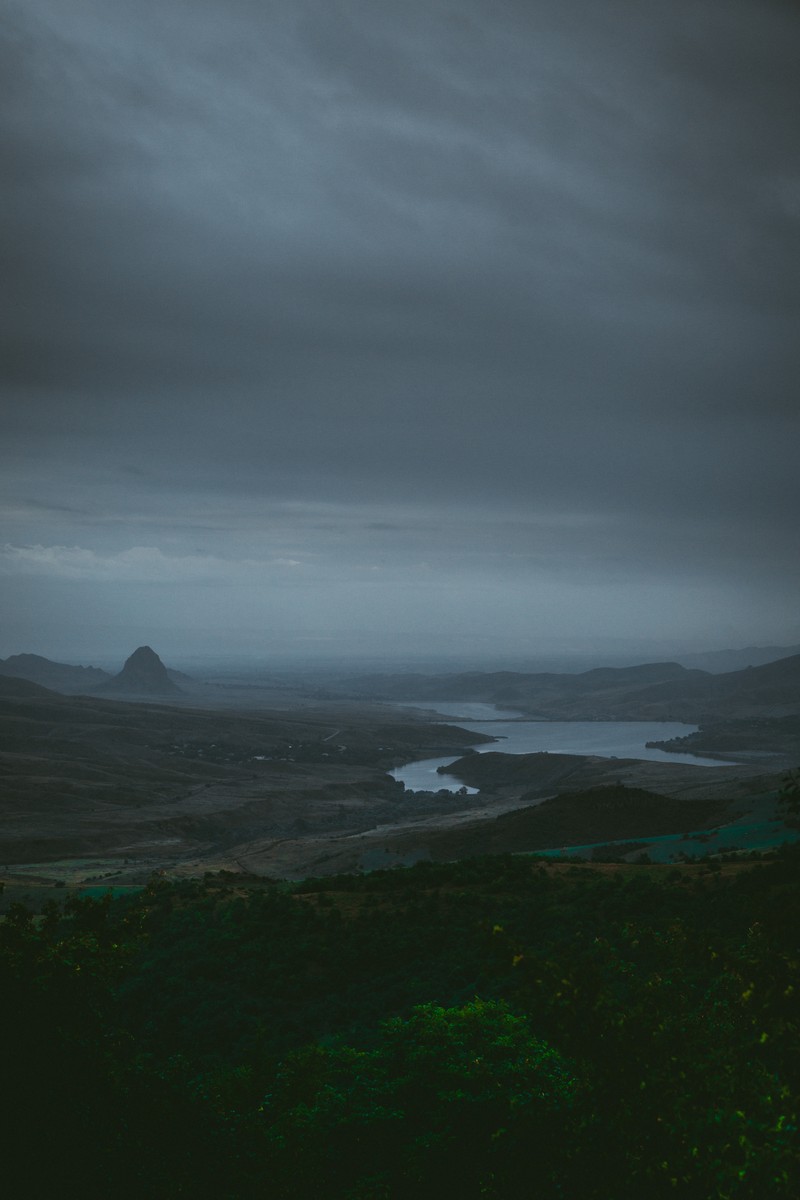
390, 702, 734, 792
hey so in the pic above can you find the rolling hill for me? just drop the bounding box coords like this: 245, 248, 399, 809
350, 654, 800, 722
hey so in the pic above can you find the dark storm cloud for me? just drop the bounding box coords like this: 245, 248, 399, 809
2, 0, 799, 656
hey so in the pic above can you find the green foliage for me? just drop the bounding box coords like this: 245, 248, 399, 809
265, 1000, 578, 1199
2, 850, 799, 1197
0, 893, 232, 1197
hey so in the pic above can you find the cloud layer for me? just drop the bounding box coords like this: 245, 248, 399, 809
2, 0, 799, 660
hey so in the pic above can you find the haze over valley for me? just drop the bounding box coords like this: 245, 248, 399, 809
1, 642, 798, 889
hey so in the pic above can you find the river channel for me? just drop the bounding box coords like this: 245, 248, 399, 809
390, 703, 734, 793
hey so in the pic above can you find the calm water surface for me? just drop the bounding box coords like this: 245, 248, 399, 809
390, 702, 735, 793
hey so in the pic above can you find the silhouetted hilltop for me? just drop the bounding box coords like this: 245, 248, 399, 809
0, 653, 111, 694
97, 646, 183, 696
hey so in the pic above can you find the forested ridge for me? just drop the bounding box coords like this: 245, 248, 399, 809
2, 850, 799, 1198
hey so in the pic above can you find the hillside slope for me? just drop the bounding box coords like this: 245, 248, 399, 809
0, 653, 111, 693
352, 654, 800, 721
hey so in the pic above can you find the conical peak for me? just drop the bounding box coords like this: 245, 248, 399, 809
124, 646, 161, 666
112, 645, 181, 694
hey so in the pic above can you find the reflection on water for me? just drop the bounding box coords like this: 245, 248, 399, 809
391, 702, 736, 793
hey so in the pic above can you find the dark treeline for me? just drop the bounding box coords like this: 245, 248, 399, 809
2, 850, 799, 1198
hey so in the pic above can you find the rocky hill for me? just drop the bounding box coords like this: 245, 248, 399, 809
95, 645, 183, 696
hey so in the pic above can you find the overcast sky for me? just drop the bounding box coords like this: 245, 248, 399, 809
2, 0, 799, 666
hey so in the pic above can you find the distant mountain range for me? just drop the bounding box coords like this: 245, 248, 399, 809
352, 654, 800, 722
2, 645, 800, 723
675, 644, 800, 673
0, 646, 185, 697
0, 653, 112, 693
